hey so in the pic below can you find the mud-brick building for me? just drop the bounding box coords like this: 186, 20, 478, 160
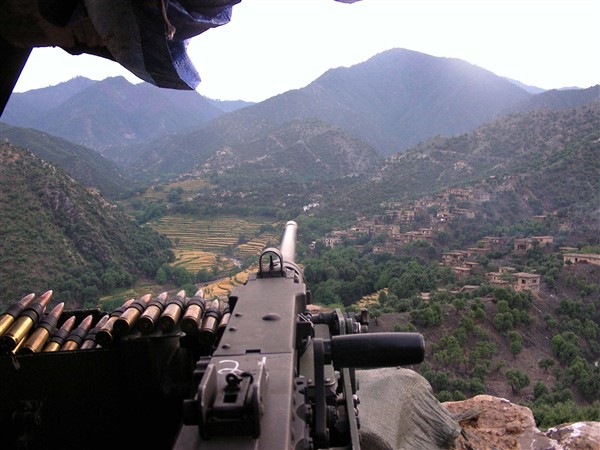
486, 267, 516, 287
452, 266, 472, 279
514, 236, 554, 252
480, 236, 506, 250
514, 272, 541, 292
441, 250, 468, 266
563, 253, 600, 267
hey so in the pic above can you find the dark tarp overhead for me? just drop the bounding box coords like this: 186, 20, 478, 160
0, 0, 241, 114
0, 0, 241, 91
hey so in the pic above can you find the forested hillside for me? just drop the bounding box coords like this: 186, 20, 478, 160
0, 123, 134, 199
335, 101, 600, 223
0, 144, 174, 308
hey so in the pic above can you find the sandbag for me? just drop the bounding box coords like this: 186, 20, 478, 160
358, 367, 461, 450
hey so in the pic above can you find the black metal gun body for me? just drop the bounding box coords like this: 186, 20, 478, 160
176, 221, 425, 449
177, 222, 309, 448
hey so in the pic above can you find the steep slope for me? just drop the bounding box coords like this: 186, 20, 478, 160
203, 118, 382, 184
0, 143, 174, 308
302, 48, 533, 154
119, 118, 381, 182
0, 123, 133, 199
207, 48, 533, 156
1, 77, 96, 125
2, 77, 227, 152
509, 85, 600, 113
113, 49, 535, 177
338, 101, 600, 220
108, 48, 539, 176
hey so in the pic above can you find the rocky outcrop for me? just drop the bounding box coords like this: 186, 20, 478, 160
546, 422, 600, 450
443, 395, 600, 450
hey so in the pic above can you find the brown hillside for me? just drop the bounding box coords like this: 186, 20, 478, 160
368, 262, 599, 405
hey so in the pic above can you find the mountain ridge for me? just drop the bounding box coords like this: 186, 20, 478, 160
105, 49, 597, 180
3, 48, 598, 186
0, 122, 134, 199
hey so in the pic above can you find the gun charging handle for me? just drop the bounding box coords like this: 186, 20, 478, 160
311, 332, 424, 447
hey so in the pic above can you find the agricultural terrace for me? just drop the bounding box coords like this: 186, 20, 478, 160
202, 267, 253, 298
142, 178, 212, 201
148, 215, 280, 272
100, 268, 255, 309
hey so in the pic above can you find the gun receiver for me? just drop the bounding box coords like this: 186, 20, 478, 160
175, 220, 425, 449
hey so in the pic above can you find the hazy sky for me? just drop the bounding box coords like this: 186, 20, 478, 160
13, 0, 600, 102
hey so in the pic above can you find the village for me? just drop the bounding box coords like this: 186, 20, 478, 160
315, 185, 599, 295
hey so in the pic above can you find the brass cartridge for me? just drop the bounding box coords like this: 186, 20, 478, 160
20, 302, 65, 354
0, 293, 35, 337
95, 298, 135, 347
43, 315, 77, 352
1, 290, 53, 352
216, 303, 231, 341
180, 289, 206, 335
199, 297, 222, 344
112, 294, 152, 337
158, 290, 187, 332
137, 292, 168, 334
80, 314, 110, 350
60, 315, 94, 351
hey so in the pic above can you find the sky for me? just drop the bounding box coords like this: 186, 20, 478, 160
12, 0, 600, 102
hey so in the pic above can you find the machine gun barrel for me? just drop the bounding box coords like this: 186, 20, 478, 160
0, 222, 426, 450
279, 220, 298, 264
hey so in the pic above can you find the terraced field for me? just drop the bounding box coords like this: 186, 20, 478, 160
142, 178, 212, 201
235, 232, 280, 260
202, 268, 253, 298
171, 249, 221, 273
149, 215, 281, 273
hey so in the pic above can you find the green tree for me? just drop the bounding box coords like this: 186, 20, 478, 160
551, 332, 580, 365
433, 336, 464, 368
453, 298, 466, 313
155, 266, 167, 284
507, 330, 523, 358
538, 358, 555, 373
506, 369, 530, 395
493, 312, 514, 332
196, 268, 213, 282
533, 381, 549, 400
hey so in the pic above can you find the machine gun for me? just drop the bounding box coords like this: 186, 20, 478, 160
0, 221, 425, 450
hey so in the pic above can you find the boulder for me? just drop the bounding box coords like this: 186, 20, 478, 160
444, 395, 600, 450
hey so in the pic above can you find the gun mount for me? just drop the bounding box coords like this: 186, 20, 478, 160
0, 221, 425, 449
